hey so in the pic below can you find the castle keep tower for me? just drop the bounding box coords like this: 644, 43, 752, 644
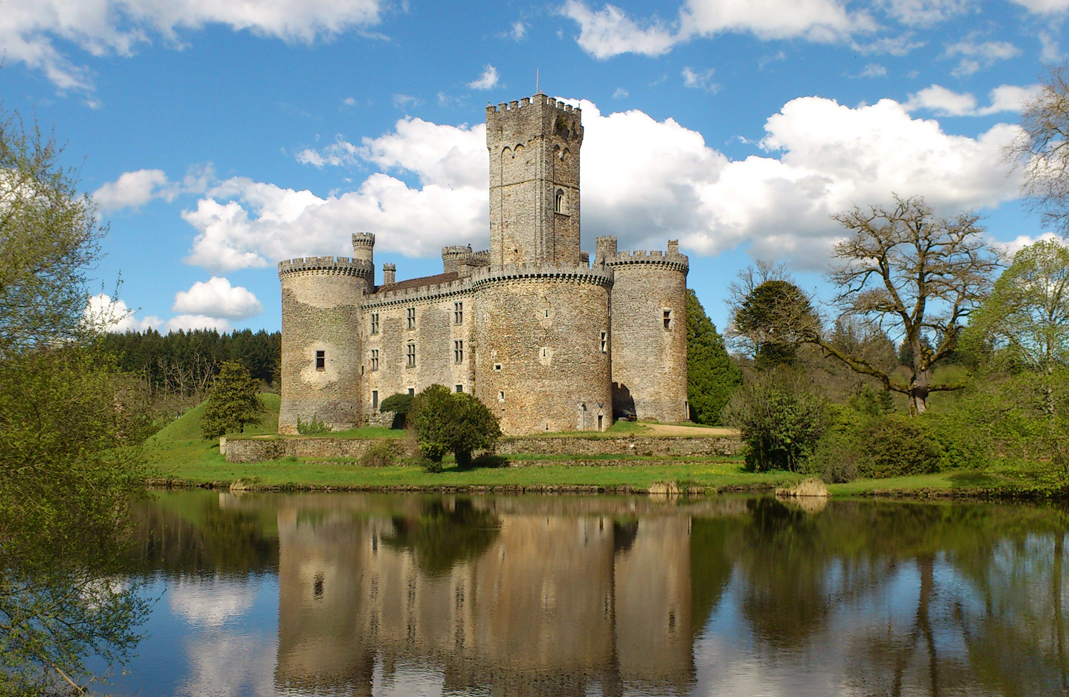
276, 234, 374, 434
486, 95, 583, 268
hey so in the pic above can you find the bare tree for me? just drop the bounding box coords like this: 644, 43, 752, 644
821, 195, 999, 415
1006, 64, 1069, 233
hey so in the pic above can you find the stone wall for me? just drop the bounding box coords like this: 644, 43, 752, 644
278, 262, 368, 433
225, 437, 406, 463
474, 274, 612, 436
608, 252, 689, 423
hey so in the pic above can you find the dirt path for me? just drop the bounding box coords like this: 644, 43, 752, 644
642, 424, 739, 437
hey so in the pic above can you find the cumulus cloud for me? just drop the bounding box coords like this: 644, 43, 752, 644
181, 96, 1023, 271
84, 294, 162, 332
467, 65, 500, 90
992, 232, 1066, 258
172, 277, 262, 319
945, 39, 1021, 77
0, 0, 383, 93
560, 0, 873, 58
1009, 0, 1069, 12
877, 0, 972, 26
93, 164, 214, 213
905, 83, 1041, 116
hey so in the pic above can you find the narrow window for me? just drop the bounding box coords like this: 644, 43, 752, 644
598, 414, 604, 430
454, 302, 463, 325
600, 331, 607, 353
370, 313, 379, 335
544, 309, 549, 318
454, 339, 464, 364
406, 342, 416, 367
370, 349, 379, 371
541, 347, 547, 359
406, 307, 416, 330
498, 391, 505, 402
555, 189, 564, 213
663, 309, 672, 330
407, 387, 415, 396
455, 384, 463, 393
315, 350, 325, 371
372, 390, 379, 409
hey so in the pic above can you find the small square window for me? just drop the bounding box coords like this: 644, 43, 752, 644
455, 384, 463, 393
407, 387, 415, 396
663, 309, 672, 330
494, 363, 502, 371
315, 350, 325, 371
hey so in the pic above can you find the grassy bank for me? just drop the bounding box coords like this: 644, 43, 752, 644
144, 394, 1068, 499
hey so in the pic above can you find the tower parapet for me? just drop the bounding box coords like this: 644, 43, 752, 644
278, 256, 373, 280
351, 233, 375, 262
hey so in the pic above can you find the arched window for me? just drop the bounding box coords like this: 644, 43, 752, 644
555, 189, 564, 214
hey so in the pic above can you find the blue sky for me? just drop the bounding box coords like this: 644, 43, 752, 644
1, 0, 1062, 334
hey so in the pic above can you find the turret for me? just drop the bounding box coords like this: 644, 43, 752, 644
382, 263, 396, 286
442, 245, 473, 274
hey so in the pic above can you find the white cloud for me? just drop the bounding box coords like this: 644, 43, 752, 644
905, 83, 1041, 116
172, 277, 262, 320
560, 1, 678, 58
510, 21, 527, 40
613, 87, 629, 98
682, 66, 718, 92
93, 164, 214, 213
1040, 30, 1064, 62
468, 65, 500, 90
84, 294, 162, 332
861, 63, 888, 77
181, 96, 1023, 272
992, 232, 1066, 258
877, 0, 972, 26
945, 39, 1021, 77
0, 0, 383, 94
852, 33, 925, 56
1009, 0, 1069, 12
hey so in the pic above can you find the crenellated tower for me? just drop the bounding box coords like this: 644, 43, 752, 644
486, 95, 583, 269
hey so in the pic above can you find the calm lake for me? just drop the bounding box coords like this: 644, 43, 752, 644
108, 490, 1069, 696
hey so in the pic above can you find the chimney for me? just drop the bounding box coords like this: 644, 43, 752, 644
383, 263, 396, 285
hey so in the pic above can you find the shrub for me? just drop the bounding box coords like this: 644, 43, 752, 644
359, 442, 396, 467
202, 361, 262, 439
808, 405, 869, 483
409, 385, 502, 468
296, 415, 331, 436
379, 393, 414, 429
722, 371, 829, 472
858, 415, 941, 479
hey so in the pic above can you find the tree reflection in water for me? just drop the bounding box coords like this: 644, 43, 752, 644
116, 492, 1069, 697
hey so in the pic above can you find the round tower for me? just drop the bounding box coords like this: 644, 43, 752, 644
474, 266, 613, 435
277, 256, 372, 434
607, 241, 689, 423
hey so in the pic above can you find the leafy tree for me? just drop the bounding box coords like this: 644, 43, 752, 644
821, 195, 999, 415
728, 262, 820, 369
409, 385, 501, 466
1007, 64, 1069, 233
201, 361, 262, 438
380, 392, 414, 415
0, 109, 150, 694
686, 289, 741, 424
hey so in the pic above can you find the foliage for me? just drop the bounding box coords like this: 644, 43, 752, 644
807, 405, 866, 483
201, 361, 262, 439
380, 392, 414, 415
0, 113, 104, 357
359, 442, 397, 467
966, 239, 1069, 373
1007, 64, 1069, 232
381, 499, 500, 575
409, 385, 501, 466
728, 262, 820, 369
822, 195, 999, 414
296, 415, 332, 436
859, 415, 942, 479
722, 371, 830, 472
686, 289, 742, 424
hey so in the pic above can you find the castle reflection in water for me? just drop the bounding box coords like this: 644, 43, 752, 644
272, 495, 706, 696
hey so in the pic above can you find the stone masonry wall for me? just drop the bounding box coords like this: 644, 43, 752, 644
609, 257, 689, 423
278, 265, 367, 433
474, 273, 612, 436
226, 437, 406, 463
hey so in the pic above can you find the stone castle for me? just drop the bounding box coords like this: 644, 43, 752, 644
277, 92, 689, 436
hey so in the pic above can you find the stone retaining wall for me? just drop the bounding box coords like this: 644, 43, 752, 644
225, 437, 405, 463
495, 435, 741, 458
225, 433, 741, 463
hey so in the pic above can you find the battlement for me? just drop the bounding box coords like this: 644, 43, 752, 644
471, 249, 491, 260
605, 248, 689, 274
351, 233, 375, 248
470, 262, 613, 289
362, 275, 475, 308
278, 257, 373, 278
442, 245, 473, 257
486, 93, 581, 119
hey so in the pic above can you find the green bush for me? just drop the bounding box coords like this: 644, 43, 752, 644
409, 385, 502, 468
858, 415, 941, 479
379, 393, 414, 429
202, 361, 262, 439
358, 442, 396, 467
722, 372, 829, 472
296, 415, 331, 436
808, 405, 869, 483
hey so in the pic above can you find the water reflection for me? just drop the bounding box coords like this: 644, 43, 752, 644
121, 492, 1069, 697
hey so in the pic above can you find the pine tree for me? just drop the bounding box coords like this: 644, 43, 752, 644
201, 361, 262, 438
687, 289, 742, 424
